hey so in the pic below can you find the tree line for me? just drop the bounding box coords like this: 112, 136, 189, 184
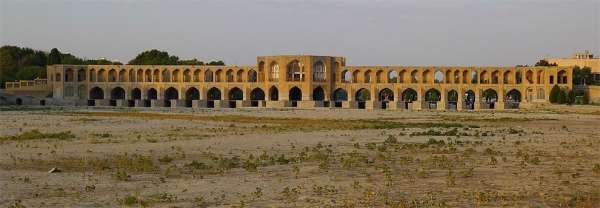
0, 46, 225, 87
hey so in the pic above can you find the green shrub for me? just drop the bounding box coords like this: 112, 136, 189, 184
0, 129, 76, 141
549, 85, 560, 103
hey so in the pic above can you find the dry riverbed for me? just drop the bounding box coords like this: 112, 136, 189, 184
0, 106, 599, 207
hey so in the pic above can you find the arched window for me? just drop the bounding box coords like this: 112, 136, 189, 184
313, 61, 326, 81
269, 62, 279, 81
205, 70, 214, 82
287, 60, 302, 81
248, 70, 257, 82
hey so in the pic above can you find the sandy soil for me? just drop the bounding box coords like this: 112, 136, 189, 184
0, 106, 599, 207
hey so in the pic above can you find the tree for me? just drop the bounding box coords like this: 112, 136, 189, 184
128, 49, 179, 65
207, 60, 225, 66
48, 48, 61, 65
535, 59, 557, 67
558, 89, 567, 104
549, 85, 561, 103
573, 66, 592, 85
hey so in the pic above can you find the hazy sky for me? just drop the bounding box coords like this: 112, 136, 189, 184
1, 0, 599, 66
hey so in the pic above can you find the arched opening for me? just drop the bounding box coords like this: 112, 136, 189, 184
226, 69, 234, 82
422, 70, 431, 83
398, 70, 406, 83
65, 69, 74, 82
258, 61, 265, 82
39, 100, 46, 106
248, 70, 257, 82
89, 69, 96, 82
313, 61, 326, 82
164, 87, 179, 107
250, 88, 265, 107
537, 71, 545, 84
462, 71, 468, 84
402, 88, 417, 110
425, 89, 441, 109
515, 71, 522, 84
77, 69, 86, 81
147, 88, 158, 99
491, 71, 499, 84
454, 71, 460, 84
388, 71, 398, 83
352, 71, 359, 83
364, 70, 372, 83
379, 88, 393, 109
333, 88, 348, 107
355, 88, 370, 109
376, 70, 383, 83
145, 70, 152, 82
227, 87, 243, 108
504, 71, 513, 84
526, 70, 534, 84
269, 86, 279, 101
236, 70, 244, 82
110, 87, 125, 106
215, 69, 223, 82
312, 86, 325, 101
482, 89, 498, 109
15, 98, 23, 106
90, 87, 104, 100
207, 87, 221, 108
228, 87, 243, 100
446, 70, 452, 83
205, 70, 214, 82
193, 70, 201, 82
129, 70, 135, 83
434, 70, 444, 83
108, 69, 117, 82
411, 71, 418, 83
379, 88, 394, 101
183, 69, 191, 82
479, 71, 488, 84
131, 88, 141, 107
185, 87, 200, 107
341, 70, 351, 83
447, 90, 458, 110
119, 70, 126, 82
172, 69, 180, 82
289, 87, 302, 107
557, 70, 567, 84
111, 87, 125, 100
505, 89, 521, 109
464, 90, 475, 110
287, 60, 302, 81
269, 62, 279, 81
162, 70, 170, 82
98, 69, 106, 82
471, 71, 478, 84
207, 87, 222, 100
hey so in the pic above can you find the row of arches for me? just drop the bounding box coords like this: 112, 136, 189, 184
54, 66, 568, 87
338, 68, 569, 85
88, 86, 522, 105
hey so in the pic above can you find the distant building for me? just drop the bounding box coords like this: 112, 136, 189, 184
545, 51, 600, 82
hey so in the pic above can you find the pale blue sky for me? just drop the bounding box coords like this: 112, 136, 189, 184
1, 0, 599, 66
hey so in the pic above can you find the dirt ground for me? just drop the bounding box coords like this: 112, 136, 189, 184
0, 106, 599, 207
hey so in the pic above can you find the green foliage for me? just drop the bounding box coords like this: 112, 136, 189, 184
15, 66, 46, 80
549, 85, 561, 103
128, 49, 224, 65
0, 129, 76, 141
558, 89, 567, 104
572, 66, 594, 85
535, 59, 557, 67
0, 45, 120, 87
48, 48, 62, 65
